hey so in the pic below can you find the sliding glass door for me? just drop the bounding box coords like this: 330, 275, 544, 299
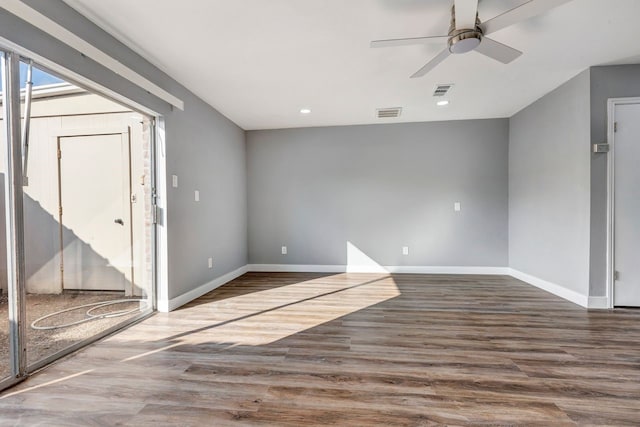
0, 48, 156, 390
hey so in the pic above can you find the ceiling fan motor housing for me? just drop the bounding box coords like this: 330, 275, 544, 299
448, 5, 483, 54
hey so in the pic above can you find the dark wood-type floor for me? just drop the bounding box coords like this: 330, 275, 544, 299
0, 272, 639, 426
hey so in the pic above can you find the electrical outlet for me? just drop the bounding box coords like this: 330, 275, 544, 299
454, 202, 461, 212
172, 175, 178, 188
402, 246, 409, 255
208, 257, 213, 269
281, 246, 287, 255
194, 190, 200, 202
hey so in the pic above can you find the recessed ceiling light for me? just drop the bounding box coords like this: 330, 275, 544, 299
436, 100, 449, 107
300, 108, 312, 114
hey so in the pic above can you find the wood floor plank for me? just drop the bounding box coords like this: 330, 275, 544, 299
1, 272, 639, 425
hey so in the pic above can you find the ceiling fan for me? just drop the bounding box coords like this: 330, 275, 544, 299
371, 0, 572, 78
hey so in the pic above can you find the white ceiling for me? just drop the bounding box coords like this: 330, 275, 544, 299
62, 0, 640, 130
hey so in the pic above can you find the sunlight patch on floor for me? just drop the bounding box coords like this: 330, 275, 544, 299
0, 369, 95, 400
112, 273, 400, 351
181, 277, 399, 346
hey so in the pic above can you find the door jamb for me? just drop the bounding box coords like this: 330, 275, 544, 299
606, 97, 640, 309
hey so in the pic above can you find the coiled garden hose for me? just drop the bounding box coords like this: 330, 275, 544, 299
30, 299, 149, 330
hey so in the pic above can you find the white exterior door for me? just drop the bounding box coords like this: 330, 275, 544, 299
59, 132, 132, 292
614, 103, 640, 307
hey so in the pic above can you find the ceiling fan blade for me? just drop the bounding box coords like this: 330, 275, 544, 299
370, 36, 448, 48
454, 0, 479, 29
481, 0, 573, 35
410, 48, 451, 78
475, 37, 522, 64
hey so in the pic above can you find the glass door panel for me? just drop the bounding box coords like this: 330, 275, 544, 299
17, 61, 154, 369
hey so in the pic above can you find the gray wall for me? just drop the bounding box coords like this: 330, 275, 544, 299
247, 120, 509, 267
164, 95, 246, 299
509, 70, 591, 295
0, 1, 247, 300
589, 65, 640, 296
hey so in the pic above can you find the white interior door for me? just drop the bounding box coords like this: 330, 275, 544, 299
614, 103, 640, 307
59, 132, 132, 292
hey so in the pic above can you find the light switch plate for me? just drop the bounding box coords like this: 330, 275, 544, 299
194, 190, 200, 202
208, 257, 213, 269
172, 175, 178, 188
402, 246, 409, 255
281, 246, 287, 255
454, 202, 461, 212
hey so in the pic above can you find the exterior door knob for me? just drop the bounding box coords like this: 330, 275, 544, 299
114, 218, 124, 226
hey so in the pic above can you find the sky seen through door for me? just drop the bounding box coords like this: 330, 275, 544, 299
0, 62, 64, 91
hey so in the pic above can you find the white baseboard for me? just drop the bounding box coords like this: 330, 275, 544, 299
507, 268, 589, 308
157, 265, 248, 312
386, 266, 510, 275
248, 264, 510, 275
248, 264, 347, 273
587, 296, 610, 309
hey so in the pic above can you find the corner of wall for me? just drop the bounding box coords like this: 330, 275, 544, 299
158, 264, 248, 312
508, 69, 592, 308
508, 268, 588, 308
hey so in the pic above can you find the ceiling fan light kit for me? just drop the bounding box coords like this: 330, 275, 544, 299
447, 6, 483, 55
448, 30, 482, 54
371, 0, 572, 78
